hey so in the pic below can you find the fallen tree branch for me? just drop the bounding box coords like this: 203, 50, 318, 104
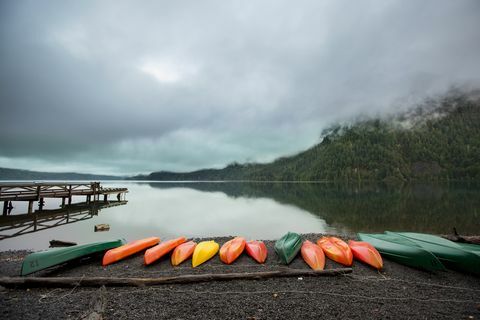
441, 234, 480, 244
0, 268, 352, 288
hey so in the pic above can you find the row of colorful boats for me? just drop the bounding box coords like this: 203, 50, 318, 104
20, 232, 382, 275
20, 231, 480, 276
102, 232, 382, 270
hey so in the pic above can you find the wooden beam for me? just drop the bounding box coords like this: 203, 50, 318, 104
0, 268, 352, 288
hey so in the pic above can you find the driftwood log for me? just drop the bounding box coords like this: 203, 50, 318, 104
0, 268, 352, 288
49, 240, 77, 247
441, 228, 480, 244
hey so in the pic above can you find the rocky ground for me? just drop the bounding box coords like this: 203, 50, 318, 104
1, 234, 479, 319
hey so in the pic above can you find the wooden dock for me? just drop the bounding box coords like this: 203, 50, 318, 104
0, 182, 128, 214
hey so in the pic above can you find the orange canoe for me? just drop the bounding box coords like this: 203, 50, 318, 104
144, 237, 187, 265
301, 240, 325, 270
317, 236, 353, 266
171, 241, 197, 266
245, 240, 267, 264
102, 237, 159, 266
348, 240, 383, 269
219, 237, 246, 264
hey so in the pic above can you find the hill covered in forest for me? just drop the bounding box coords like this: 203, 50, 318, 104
145, 90, 480, 182
0, 167, 122, 181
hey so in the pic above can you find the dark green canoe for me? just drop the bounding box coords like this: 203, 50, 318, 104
21, 239, 125, 276
275, 232, 302, 264
357, 233, 445, 272
387, 232, 480, 275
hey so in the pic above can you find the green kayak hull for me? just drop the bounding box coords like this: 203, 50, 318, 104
21, 239, 125, 276
357, 233, 445, 272
275, 232, 302, 264
455, 242, 480, 256
387, 232, 480, 275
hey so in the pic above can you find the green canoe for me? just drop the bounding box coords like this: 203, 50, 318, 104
387, 232, 480, 275
455, 242, 480, 256
357, 233, 445, 272
275, 232, 302, 264
21, 239, 125, 276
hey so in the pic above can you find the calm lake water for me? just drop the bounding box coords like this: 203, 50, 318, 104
1, 181, 479, 250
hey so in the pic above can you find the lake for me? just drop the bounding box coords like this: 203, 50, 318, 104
1, 181, 479, 251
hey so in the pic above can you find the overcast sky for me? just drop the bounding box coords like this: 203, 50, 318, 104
1, 0, 479, 175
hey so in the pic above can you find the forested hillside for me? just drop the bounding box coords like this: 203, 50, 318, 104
0, 167, 121, 181
147, 91, 480, 182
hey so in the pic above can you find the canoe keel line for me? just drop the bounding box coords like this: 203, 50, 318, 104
0, 268, 352, 288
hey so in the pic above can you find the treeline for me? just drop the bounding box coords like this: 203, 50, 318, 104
0, 167, 121, 181
146, 90, 480, 182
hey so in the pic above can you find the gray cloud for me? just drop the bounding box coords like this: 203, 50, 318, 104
1, 0, 480, 175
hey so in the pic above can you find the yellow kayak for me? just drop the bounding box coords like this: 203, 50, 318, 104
192, 240, 219, 267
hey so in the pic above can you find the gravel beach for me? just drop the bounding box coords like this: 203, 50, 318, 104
1, 234, 479, 319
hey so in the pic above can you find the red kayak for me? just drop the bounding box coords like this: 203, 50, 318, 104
348, 240, 383, 269
245, 240, 267, 263
317, 236, 353, 266
171, 241, 197, 266
144, 237, 187, 265
219, 237, 246, 264
301, 240, 325, 270
102, 237, 160, 266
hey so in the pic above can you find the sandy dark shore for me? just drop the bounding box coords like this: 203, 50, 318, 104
1, 234, 479, 319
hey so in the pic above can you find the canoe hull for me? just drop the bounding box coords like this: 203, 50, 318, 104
357, 233, 445, 272
245, 241, 267, 264
301, 240, 325, 270
317, 237, 353, 266
144, 237, 186, 265
275, 232, 302, 264
192, 240, 219, 267
348, 240, 383, 269
387, 232, 480, 275
102, 237, 160, 266
21, 239, 125, 276
171, 241, 197, 266
220, 237, 246, 264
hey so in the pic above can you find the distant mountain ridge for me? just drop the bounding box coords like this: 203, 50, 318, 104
3, 90, 479, 182
0, 167, 122, 181
144, 90, 480, 182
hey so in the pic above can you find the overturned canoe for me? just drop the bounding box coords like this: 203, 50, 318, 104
21, 239, 125, 276
301, 240, 325, 271
220, 237, 246, 264
275, 232, 302, 264
348, 240, 383, 270
102, 237, 160, 266
192, 240, 219, 268
358, 233, 445, 272
387, 232, 480, 275
171, 241, 197, 266
454, 242, 480, 256
317, 236, 353, 266
144, 237, 186, 265
245, 240, 268, 264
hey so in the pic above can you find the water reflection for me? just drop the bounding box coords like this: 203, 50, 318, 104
0, 200, 127, 241
0, 181, 478, 251
148, 182, 480, 235
102, 186, 331, 240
